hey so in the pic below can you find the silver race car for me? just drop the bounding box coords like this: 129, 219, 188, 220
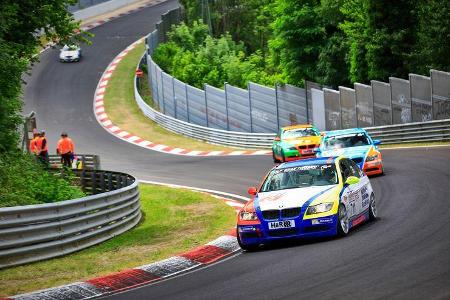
59, 44, 82, 62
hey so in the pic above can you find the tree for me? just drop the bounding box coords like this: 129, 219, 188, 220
365, 0, 417, 81
0, 0, 88, 152
412, 0, 450, 74
269, 0, 324, 85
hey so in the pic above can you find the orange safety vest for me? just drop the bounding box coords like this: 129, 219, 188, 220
57, 137, 74, 155
29, 137, 39, 154
36, 136, 48, 153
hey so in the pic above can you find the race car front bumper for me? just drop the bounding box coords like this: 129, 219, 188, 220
363, 160, 383, 176
237, 215, 338, 247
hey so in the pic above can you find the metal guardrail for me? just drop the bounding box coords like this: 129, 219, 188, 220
48, 154, 101, 170
0, 170, 140, 269
134, 64, 450, 149
135, 62, 450, 148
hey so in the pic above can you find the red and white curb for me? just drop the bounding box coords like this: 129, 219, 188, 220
5, 186, 246, 300
93, 40, 271, 157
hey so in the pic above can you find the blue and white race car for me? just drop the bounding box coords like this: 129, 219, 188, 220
237, 156, 377, 251
319, 128, 384, 176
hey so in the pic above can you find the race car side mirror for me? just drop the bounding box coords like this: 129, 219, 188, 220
345, 176, 360, 186
373, 139, 381, 146
247, 187, 257, 196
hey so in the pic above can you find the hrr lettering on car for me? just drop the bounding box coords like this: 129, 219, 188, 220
236, 156, 378, 251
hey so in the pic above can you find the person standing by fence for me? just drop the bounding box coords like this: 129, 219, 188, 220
57, 132, 75, 168
36, 130, 49, 167
29, 129, 39, 157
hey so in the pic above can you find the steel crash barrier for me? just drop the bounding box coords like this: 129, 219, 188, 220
0, 170, 140, 269
135, 56, 450, 148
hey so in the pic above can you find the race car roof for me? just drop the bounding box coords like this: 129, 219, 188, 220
282, 124, 313, 130
323, 128, 367, 137
275, 156, 338, 169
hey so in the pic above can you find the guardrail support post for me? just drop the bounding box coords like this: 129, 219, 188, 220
204, 83, 209, 127
248, 82, 254, 132
91, 171, 97, 194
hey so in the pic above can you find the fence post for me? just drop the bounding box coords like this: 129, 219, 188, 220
172, 77, 177, 118
204, 83, 209, 127
91, 171, 97, 194
93, 155, 100, 170
248, 82, 254, 132
275, 83, 281, 130
185, 83, 190, 123
224, 83, 230, 130
99, 172, 105, 193
161, 73, 166, 114
107, 172, 113, 191
430, 70, 434, 120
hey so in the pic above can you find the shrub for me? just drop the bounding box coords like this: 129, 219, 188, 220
0, 152, 85, 208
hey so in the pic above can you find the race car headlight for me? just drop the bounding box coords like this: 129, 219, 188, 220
306, 202, 333, 215
365, 153, 379, 162
239, 211, 259, 221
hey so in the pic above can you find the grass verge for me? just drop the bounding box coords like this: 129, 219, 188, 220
103, 43, 238, 152
379, 140, 450, 149
0, 184, 236, 297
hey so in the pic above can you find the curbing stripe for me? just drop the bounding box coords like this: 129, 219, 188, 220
180, 245, 232, 265
137, 256, 201, 278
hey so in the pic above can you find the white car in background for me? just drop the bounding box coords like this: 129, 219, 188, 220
59, 45, 82, 62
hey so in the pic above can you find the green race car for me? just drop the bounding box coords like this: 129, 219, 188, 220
272, 124, 322, 163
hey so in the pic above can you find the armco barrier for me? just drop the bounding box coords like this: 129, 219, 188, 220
0, 170, 140, 269
136, 57, 450, 147
48, 154, 100, 170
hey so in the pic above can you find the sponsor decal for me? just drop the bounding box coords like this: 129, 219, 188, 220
274, 164, 333, 174
311, 217, 334, 225
259, 192, 287, 203
351, 215, 366, 227
361, 186, 370, 207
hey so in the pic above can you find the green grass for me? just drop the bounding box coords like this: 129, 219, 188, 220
0, 184, 236, 297
103, 43, 238, 152
379, 140, 450, 148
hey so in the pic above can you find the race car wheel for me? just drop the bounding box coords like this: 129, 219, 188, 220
272, 151, 279, 163
337, 204, 349, 236
237, 229, 259, 252
369, 193, 377, 221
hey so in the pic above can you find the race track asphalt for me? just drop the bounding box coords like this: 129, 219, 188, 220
23, 1, 450, 299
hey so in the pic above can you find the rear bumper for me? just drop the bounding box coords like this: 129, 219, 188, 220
237, 215, 338, 246
363, 160, 383, 176
275, 149, 317, 161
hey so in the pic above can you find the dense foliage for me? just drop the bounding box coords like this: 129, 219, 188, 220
157, 0, 449, 89
0, 1, 88, 207
0, 153, 85, 207
0, 0, 88, 152
153, 21, 283, 89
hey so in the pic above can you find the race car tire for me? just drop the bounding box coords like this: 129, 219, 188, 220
236, 229, 259, 252
337, 204, 349, 236
369, 193, 377, 221
272, 151, 279, 163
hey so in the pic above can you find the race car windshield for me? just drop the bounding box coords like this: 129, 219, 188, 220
283, 128, 318, 138
260, 164, 338, 192
323, 133, 370, 150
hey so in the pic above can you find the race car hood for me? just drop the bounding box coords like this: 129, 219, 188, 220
256, 185, 337, 211
60, 50, 79, 57
282, 136, 321, 146
320, 145, 371, 160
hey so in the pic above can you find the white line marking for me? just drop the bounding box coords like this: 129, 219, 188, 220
228, 151, 246, 156
206, 151, 224, 156
169, 148, 185, 154
152, 144, 168, 151
128, 136, 140, 142
117, 131, 130, 137
138, 140, 152, 147
186, 150, 203, 156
